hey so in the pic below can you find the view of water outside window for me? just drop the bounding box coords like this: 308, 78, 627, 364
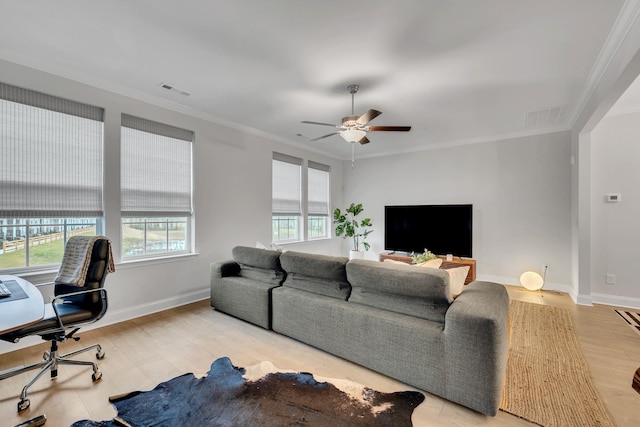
0, 218, 97, 269
121, 217, 188, 257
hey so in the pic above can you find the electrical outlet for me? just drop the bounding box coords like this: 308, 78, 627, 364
605, 274, 616, 285
542, 264, 549, 276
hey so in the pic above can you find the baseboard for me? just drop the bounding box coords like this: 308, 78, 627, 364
0, 288, 210, 356
469, 275, 638, 309
477, 274, 573, 295
98, 288, 210, 328
576, 293, 593, 306
591, 292, 640, 310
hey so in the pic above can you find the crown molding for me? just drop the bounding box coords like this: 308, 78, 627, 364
569, 0, 640, 127
350, 125, 571, 161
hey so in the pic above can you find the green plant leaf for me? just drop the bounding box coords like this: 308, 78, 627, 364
333, 202, 373, 251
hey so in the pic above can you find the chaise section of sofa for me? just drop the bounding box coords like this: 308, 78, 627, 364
210, 246, 285, 329
443, 280, 510, 416
348, 260, 509, 416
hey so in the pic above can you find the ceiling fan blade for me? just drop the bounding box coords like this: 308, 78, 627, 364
301, 120, 338, 127
356, 109, 382, 126
310, 132, 338, 141
358, 135, 370, 145
366, 126, 411, 132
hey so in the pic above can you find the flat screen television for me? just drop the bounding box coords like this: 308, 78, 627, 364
384, 204, 473, 257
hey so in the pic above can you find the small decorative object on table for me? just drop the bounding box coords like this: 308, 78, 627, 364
410, 248, 437, 264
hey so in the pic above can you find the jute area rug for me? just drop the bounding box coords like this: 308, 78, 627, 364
71, 357, 424, 426
500, 300, 615, 427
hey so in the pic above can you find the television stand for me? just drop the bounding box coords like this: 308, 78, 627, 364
379, 252, 477, 285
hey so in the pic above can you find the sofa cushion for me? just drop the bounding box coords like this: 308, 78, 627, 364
346, 259, 452, 323
232, 246, 284, 285
397, 263, 469, 299
280, 251, 351, 300
415, 258, 444, 268
382, 258, 443, 268
446, 266, 469, 297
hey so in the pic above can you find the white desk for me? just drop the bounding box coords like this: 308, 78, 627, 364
0, 275, 45, 334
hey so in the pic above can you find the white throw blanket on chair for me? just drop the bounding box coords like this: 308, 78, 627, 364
54, 236, 115, 286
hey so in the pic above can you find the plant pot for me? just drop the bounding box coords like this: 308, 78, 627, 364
349, 250, 364, 260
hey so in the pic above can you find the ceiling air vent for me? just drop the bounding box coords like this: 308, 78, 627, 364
157, 82, 191, 97
525, 105, 567, 128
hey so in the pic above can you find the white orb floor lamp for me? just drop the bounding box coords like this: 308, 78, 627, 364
520, 266, 548, 292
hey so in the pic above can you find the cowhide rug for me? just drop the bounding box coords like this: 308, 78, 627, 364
71, 357, 425, 426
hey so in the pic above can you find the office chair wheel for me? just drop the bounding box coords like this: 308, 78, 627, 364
18, 398, 30, 412
92, 371, 102, 381
96, 349, 105, 359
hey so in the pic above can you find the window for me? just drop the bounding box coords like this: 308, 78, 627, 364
0, 82, 104, 270
272, 153, 302, 242
121, 114, 193, 258
307, 161, 330, 239
272, 153, 331, 243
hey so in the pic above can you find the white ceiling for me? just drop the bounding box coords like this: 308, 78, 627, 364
0, 0, 634, 159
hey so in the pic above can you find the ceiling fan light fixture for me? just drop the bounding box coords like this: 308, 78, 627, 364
302, 83, 410, 145
340, 129, 366, 142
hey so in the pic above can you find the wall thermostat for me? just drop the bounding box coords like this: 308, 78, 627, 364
605, 193, 621, 203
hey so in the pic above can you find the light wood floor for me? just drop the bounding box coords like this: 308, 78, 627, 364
1, 286, 639, 426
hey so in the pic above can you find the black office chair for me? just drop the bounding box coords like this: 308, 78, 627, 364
0, 236, 113, 412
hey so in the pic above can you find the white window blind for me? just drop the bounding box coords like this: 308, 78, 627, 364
308, 161, 330, 216
0, 82, 104, 217
121, 114, 193, 217
272, 153, 302, 216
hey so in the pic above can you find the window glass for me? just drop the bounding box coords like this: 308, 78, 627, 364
0, 218, 97, 269
121, 217, 187, 258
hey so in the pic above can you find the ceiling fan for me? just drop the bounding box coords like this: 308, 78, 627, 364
301, 84, 411, 145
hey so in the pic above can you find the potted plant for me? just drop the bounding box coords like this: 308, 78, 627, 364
333, 203, 373, 259
410, 248, 437, 264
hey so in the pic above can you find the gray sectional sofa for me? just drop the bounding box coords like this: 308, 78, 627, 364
210, 246, 510, 416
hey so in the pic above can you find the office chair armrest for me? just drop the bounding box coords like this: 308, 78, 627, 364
51, 288, 108, 331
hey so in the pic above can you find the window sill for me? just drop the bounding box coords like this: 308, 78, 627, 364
118, 252, 199, 269
2, 267, 61, 287
274, 237, 335, 247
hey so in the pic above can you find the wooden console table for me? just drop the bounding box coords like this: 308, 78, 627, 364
379, 253, 477, 285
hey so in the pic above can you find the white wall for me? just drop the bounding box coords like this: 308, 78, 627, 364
341, 131, 573, 291
590, 112, 640, 308
570, 6, 640, 307
0, 59, 344, 354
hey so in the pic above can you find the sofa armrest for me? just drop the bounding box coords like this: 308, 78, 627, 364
443, 281, 510, 416
210, 260, 240, 279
